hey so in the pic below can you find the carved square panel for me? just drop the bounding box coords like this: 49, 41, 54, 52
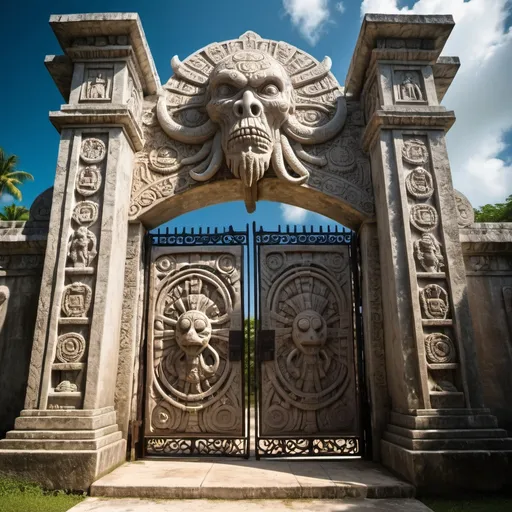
80, 67, 114, 102
393, 69, 427, 105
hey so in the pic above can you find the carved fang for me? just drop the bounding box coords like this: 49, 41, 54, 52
283, 96, 347, 145
157, 90, 216, 144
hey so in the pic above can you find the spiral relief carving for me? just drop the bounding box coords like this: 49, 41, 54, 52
425, 333, 456, 364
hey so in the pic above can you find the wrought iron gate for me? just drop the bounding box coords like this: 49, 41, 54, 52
142, 225, 365, 458
143, 227, 249, 457
254, 225, 364, 457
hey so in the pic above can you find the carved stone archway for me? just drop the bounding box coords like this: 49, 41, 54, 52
0, 12, 510, 494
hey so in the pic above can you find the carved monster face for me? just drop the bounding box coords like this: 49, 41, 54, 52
206, 51, 294, 188
175, 310, 212, 357
291, 309, 327, 356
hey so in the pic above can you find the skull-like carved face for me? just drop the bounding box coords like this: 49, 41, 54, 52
175, 310, 212, 357
291, 309, 327, 356
206, 50, 294, 189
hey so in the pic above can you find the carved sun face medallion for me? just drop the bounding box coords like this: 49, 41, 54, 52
175, 310, 212, 357
291, 309, 327, 356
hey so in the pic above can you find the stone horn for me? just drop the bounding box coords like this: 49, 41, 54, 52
283, 96, 348, 145
156, 91, 217, 145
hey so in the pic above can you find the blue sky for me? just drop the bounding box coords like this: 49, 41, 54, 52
1, 0, 510, 232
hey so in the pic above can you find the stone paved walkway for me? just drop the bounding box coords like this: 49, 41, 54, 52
90, 459, 415, 500
70, 497, 433, 511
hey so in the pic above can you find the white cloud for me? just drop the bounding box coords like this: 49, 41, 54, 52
283, 0, 330, 45
280, 204, 309, 223
336, 2, 346, 14
361, 0, 512, 208
0, 194, 14, 204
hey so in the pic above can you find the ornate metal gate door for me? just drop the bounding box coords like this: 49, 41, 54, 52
254, 226, 364, 457
144, 228, 248, 457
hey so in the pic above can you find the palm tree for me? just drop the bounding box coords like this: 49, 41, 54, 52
0, 203, 30, 221
0, 147, 34, 201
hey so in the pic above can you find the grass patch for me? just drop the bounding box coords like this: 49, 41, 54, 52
423, 497, 512, 512
0, 476, 85, 512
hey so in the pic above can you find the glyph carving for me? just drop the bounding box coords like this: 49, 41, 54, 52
80, 138, 106, 164
402, 139, 428, 165
55, 380, 78, 392
410, 204, 439, 233
56, 333, 86, 363
155, 31, 347, 212
420, 284, 449, 319
127, 75, 143, 121
425, 333, 456, 363
148, 251, 243, 436
406, 167, 434, 199
68, 227, 97, 268
414, 233, 444, 272
454, 189, 475, 228
29, 187, 53, 221
77, 166, 102, 196
72, 201, 99, 227
398, 71, 423, 101
61, 282, 92, 318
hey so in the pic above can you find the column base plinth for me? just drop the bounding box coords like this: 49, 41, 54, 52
0, 407, 127, 490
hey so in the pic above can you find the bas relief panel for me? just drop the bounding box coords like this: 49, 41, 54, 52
129, 31, 374, 220
259, 245, 358, 437
145, 248, 244, 439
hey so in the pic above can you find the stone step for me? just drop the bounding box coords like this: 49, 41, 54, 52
0, 431, 122, 450
384, 431, 512, 451
14, 411, 117, 430
90, 459, 415, 500
389, 412, 498, 430
5, 424, 119, 440
387, 424, 509, 439
68, 497, 434, 511
19, 406, 114, 417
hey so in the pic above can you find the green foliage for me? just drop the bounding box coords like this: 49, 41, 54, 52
0, 148, 34, 201
0, 203, 29, 221
474, 195, 512, 222
423, 497, 512, 512
244, 318, 257, 400
0, 476, 85, 512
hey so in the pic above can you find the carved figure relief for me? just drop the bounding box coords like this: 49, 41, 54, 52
425, 333, 455, 363
68, 227, 97, 268
0, 285, 10, 332
56, 333, 86, 363
410, 204, 439, 233
76, 166, 102, 196
414, 233, 444, 272
420, 284, 449, 319
402, 139, 428, 165
429, 377, 458, 392
260, 247, 356, 436
80, 138, 106, 164
148, 251, 243, 436
406, 167, 434, 199
72, 201, 99, 227
61, 282, 92, 318
454, 189, 475, 228
55, 380, 78, 392
82, 69, 112, 101
397, 71, 423, 101
155, 31, 348, 212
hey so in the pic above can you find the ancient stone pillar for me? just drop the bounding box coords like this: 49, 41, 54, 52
350, 14, 512, 492
0, 14, 159, 490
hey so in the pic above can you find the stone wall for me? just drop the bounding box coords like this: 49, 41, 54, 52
0, 220, 48, 437
461, 223, 512, 433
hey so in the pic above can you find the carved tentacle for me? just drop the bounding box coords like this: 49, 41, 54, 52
281, 135, 311, 183
157, 89, 216, 144
283, 96, 347, 145
294, 143, 327, 167
180, 140, 213, 166
189, 132, 223, 182
271, 138, 309, 185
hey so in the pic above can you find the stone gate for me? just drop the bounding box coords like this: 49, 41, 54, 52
0, 12, 511, 493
